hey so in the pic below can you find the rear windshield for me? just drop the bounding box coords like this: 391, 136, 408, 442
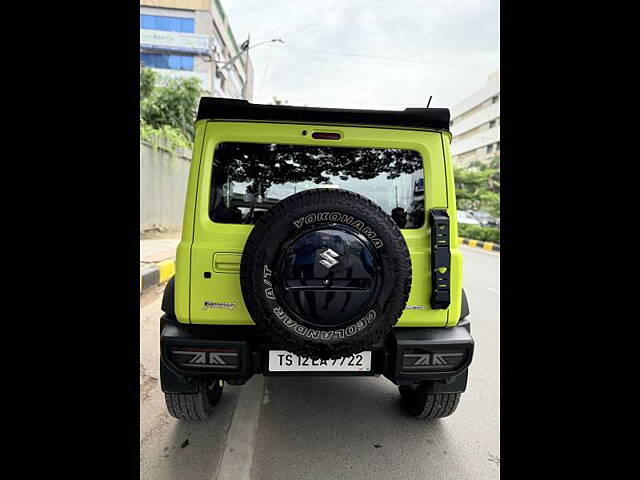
209, 142, 425, 229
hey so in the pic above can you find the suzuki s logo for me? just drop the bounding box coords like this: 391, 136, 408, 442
319, 248, 340, 268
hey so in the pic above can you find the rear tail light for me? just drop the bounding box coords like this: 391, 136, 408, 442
401, 349, 466, 372
170, 346, 241, 371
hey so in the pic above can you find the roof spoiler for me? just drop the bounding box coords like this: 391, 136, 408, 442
196, 97, 450, 131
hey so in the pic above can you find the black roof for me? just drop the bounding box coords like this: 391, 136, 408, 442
196, 97, 450, 131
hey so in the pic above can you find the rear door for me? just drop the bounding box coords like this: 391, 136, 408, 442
188, 121, 458, 326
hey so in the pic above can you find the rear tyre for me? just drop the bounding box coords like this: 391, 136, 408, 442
165, 380, 224, 421
399, 383, 461, 419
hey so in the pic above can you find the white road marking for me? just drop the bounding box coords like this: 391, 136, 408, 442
487, 288, 500, 294
214, 376, 266, 480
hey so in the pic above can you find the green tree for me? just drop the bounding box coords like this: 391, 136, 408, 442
140, 67, 156, 99
453, 156, 500, 217
140, 67, 202, 141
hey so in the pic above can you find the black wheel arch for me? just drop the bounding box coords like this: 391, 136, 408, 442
161, 276, 176, 318
460, 288, 470, 321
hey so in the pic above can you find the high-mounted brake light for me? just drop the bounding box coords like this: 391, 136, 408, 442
312, 132, 341, 140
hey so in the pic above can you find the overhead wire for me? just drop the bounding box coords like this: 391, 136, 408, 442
258, 0, 396, 40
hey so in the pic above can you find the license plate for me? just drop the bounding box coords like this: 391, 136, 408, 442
268, 350, 372, 372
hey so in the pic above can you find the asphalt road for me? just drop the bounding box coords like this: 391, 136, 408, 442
140, 245, 500, 480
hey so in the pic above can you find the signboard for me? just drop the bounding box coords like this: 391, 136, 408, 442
152, 68, 211, 93
140, 29, 211, 55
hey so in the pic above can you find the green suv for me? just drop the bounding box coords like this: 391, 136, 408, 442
160, 98, 473, 421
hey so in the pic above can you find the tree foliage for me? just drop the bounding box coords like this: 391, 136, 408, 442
140, 118, 193, 154
458, 224, 500, 243
453, 156, 500, 217
140, 67, 156, 99
140, 67, 201, 143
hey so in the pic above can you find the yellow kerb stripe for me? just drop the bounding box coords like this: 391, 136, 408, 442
468, 239, 477, 248
157, 259, 175, 283
483, 242, 494, 251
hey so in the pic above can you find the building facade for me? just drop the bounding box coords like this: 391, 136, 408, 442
140, 0, 253, 100
450, 70, 500, 167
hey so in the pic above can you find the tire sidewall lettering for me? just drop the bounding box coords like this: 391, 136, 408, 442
292, 211, 384, 249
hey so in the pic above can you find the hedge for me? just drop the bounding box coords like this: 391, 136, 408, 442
458, 224, 500, 244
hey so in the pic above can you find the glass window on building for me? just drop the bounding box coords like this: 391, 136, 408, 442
496, 142, 500, 151
487, 144, 494, 153
140, 53, 194, 71
140, 15, 194, 33
489, 120, 496, 128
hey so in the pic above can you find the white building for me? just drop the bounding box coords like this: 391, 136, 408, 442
140, 0, 253, 100
450, 70, 500, 167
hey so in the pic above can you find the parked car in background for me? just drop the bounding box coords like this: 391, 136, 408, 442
470, 210, 499, 228
457, 210, 481, 225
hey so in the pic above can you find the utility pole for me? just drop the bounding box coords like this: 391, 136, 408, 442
240, 33, 250, 99
216, 37, 283, 99
217, 37, 283, 69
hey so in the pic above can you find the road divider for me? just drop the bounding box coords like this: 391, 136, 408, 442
140, 258, 175, 293
458, 237, 500, 252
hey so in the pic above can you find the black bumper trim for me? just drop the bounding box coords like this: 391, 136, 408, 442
160, 315, 473, 392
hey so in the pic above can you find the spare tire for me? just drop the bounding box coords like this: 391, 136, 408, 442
240, 189, 412, 359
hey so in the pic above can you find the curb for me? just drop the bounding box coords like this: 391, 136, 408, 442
459, 237, 500, 252
140, 258, 175, 294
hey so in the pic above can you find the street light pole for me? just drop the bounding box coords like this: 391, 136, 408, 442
217, 37, 284, 69
216, 37, 284, 99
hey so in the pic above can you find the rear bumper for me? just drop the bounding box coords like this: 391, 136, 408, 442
160, 314, 474, 393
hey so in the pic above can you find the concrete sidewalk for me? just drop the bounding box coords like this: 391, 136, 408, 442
140, 237, 180, 293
